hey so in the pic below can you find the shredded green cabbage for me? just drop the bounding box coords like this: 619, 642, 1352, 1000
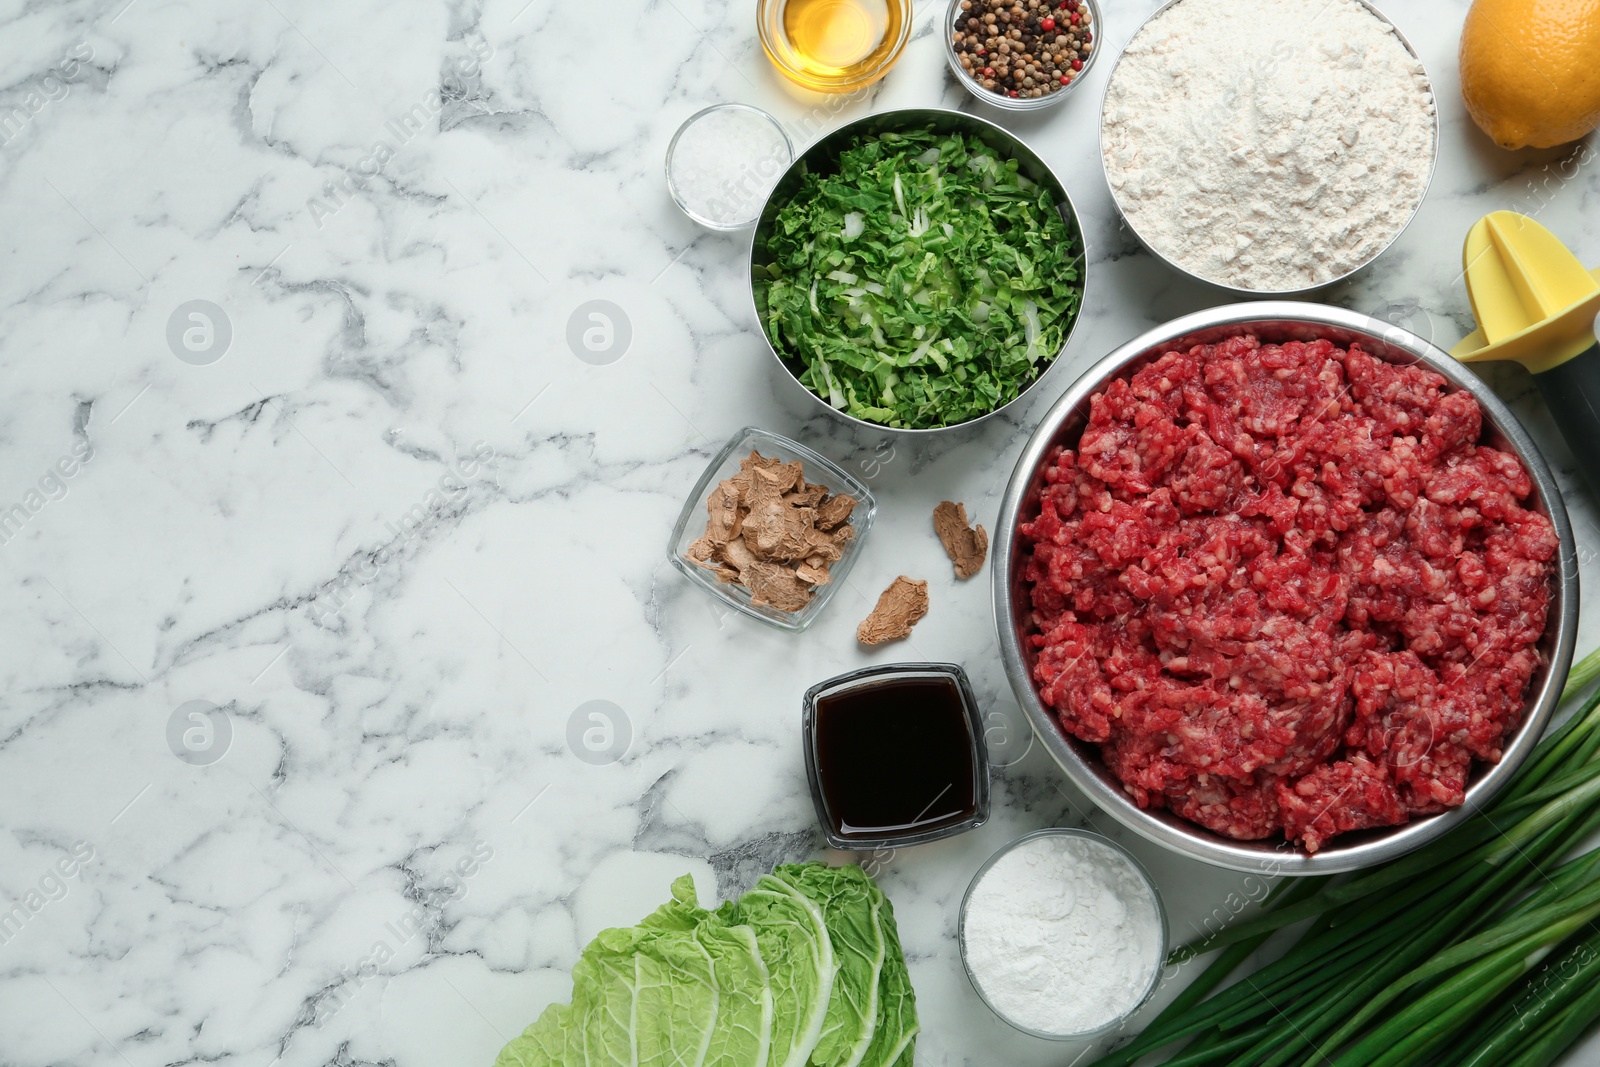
755, 128, 1085, 430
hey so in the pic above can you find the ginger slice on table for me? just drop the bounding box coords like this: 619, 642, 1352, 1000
857, 576, 930, 645
933, 500, 989, 580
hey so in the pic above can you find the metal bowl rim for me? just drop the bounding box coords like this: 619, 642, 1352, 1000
991, 301, 1580, 875
745, 106, 1090, 436
1095, 0, 1442, 298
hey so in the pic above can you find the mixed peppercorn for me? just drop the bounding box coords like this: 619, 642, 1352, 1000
951, 0, 1093, 101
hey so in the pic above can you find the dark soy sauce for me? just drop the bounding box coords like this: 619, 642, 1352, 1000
813, 675, 978, 841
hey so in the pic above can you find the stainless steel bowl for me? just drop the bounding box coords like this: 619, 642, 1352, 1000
942, 0, 1103, 112
993, 303, 1579, 876
747, 108, 1088, 435
1097, 0, 1440, 298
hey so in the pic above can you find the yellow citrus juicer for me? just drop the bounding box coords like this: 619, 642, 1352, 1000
1452, 211, 1600, 496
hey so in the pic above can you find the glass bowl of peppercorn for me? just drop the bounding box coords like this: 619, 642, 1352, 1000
944, 0, 1099, 110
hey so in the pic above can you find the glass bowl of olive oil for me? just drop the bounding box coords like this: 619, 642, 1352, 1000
757, 0, 911, 93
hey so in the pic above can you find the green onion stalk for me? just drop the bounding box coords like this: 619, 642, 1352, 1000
1085, 646, 1600, 1067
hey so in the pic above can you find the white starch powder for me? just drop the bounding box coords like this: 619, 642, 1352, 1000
1102, 0, 1436, 291
962, 833, 1163, 1036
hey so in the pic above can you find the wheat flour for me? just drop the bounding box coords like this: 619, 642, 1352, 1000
1101, 0, 1436, 291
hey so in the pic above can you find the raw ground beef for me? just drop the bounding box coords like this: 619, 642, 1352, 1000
1020, 334, 1557, 851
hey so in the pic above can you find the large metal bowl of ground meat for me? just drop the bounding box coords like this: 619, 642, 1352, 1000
994, 302, 1578, 876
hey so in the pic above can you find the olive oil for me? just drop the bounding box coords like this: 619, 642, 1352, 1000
784, 0, 887, 69
761, 0, 908, 93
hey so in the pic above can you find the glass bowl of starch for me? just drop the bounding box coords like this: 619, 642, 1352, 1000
959, 828, 1168, 1039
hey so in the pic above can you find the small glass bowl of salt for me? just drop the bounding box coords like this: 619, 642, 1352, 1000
959, 828, 1168, 1041
666, 103, 794, 231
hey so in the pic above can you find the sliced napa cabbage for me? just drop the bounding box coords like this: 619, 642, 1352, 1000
492, 866, 916, 1067
753, 129, 1084, 430
640, 876, 702, 932
491, 922, 638, 1067
636, 876, 774, 1067
634, 934, 717, 1067
858, 886, 918, 1067
589, 877, 715, 1067
770, 865, 883, 1067
719, 875, 835, 1067
697, 915, 773, 1067
577, 928, 642, 1067
493, 1001, 573, 1067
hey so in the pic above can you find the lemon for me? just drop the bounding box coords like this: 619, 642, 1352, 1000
1460, 0, 1600, 149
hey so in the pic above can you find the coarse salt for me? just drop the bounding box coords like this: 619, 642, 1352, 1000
668, 105, 792, 228
962, 832, 1163, 1036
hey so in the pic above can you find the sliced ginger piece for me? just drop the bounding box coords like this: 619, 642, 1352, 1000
857, 576, 929, 645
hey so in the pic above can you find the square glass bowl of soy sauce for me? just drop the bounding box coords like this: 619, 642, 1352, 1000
802, 663, 991, 850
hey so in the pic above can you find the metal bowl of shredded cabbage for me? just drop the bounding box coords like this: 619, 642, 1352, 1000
749, 109, 1088, 433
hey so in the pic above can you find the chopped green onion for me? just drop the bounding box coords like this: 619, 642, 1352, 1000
1086, 646, 1600, 1067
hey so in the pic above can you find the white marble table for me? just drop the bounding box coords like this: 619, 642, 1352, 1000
1, 0, 1598, 1064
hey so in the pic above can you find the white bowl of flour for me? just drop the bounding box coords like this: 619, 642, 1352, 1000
960, 829, 1167, 1039
1099, 0, 1438, 295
